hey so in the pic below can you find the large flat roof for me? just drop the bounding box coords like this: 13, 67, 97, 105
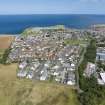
100, 73, 105, 83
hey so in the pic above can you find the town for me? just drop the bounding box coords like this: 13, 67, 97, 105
8, 25, 89, 86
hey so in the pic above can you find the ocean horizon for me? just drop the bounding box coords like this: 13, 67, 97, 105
0, 14, 105, 34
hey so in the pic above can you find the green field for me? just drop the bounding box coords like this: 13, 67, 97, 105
64, 39, 88, 46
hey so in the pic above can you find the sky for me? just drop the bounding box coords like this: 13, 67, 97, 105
0, 0, 105, 14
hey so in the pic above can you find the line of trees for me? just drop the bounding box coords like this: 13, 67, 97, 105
78, 39, 105, 105
0, 48, 11, 64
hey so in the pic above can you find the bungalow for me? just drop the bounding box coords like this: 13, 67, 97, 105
100, 72, 105, 84
26, 71, 34, 79
17, 70, 27, 78
19, 61, 27, 69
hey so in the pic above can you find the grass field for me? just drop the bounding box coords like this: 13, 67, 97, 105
64, 39, 88, 46
0, 64, 80, 105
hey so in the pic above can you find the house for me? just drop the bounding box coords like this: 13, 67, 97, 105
83, 62, 96, 78
40, 67, 48, 81
96, 53, 105, 61
71, 63, 75, 68
100, 72, 105, 84
97, 78, 105, 85
96, 47, 105, 61
19, 61, 27, 69
26, 71, 34, 79
17, 70, 27, 78
67, 72, 76, 85
67, 80, 75, 85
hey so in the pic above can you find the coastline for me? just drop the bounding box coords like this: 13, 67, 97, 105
0, 23, 104, 37
0, 34, 20, 36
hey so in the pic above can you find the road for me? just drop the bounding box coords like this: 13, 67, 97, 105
33, 61, 45, 80
75, 44, 88, 93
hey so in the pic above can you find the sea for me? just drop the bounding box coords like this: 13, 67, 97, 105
0, 14, 105, 34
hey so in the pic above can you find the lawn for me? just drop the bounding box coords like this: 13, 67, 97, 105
0, 64, 80, 105
64, 39, 88, 46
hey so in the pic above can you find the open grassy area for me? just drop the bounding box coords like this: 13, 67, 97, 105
64, 39, 88, 46
0, 63, 18, 81
0, 64, 80, 105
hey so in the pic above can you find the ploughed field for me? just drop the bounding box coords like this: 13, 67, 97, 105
0, 35, 15, 49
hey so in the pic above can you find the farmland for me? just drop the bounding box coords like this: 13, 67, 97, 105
0, 35, 15, 49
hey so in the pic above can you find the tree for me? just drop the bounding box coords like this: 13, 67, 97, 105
1, 48, 11, 64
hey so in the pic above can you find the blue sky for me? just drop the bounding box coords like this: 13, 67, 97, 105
0, 0, 105, 14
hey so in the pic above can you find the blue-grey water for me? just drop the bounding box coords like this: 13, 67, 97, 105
0, 14, 105, 34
